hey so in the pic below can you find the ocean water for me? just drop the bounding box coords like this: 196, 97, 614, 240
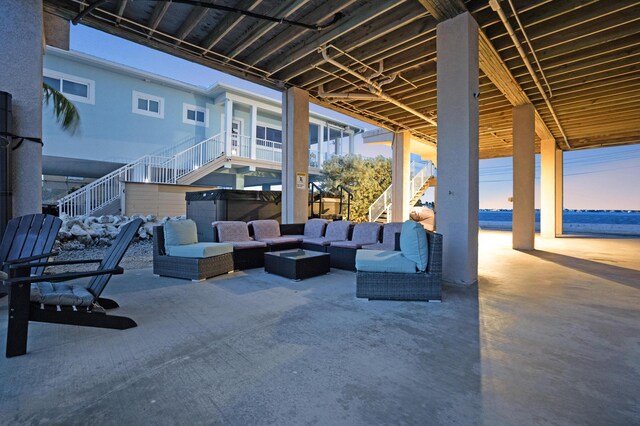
479, 210, 640, 225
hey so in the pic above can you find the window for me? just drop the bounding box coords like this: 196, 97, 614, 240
43, 69, 95, 104
256, 125, 282, 147
183, 103, 209, 127
132, 91, 164, 118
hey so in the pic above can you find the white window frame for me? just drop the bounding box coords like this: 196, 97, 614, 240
182, 103, 209, 127
43, 69, 95, 105
132, 90, 164, 119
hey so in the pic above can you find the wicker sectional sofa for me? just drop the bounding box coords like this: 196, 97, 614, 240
153, 224, 234, 280
355, 222, 443, 302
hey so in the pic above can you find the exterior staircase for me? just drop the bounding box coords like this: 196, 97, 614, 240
368, 161, 436, 223
57, 133, 225, 216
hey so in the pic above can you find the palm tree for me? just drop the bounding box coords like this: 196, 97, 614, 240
43, 82, 80, 133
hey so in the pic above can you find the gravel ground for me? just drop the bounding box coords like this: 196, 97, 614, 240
47, 240, 153, 274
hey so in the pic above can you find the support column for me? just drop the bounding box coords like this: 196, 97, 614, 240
0, 0, 44, 217
541, 138, 563, 238
391, 131, 411, 222
232, 173, 244, 190
281, 87, 309, 224
318, 126, 325, 166
224, 98, 233, 155
250, 105, 257, 160
512, 104, 535, 250
436, 12, 479, 285
348, 132, 355, 154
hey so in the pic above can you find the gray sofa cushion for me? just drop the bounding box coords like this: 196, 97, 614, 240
355, 250, 418, 273
304, 219, 328, 238
324, 220, 351, 241
302, 237, 336, 246
230, 241, 267, 249
351, 222, 381, 244
330, 241, 363, 249
164, 219, 198, 248
259, 236, 300, 245
30, 282, 95, 307
249, 220, 281, 240
362, 222, 403, 250
214, 221, 253, 242
166, 242, 233, 258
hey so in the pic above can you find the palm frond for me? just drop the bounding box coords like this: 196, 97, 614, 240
43, 82, 80, 134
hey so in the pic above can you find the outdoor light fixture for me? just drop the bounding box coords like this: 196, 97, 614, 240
232, 149, 237, 156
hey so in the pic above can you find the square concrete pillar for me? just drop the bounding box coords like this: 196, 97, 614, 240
436, 12, 479, 285
281, 87, 309, 224
0, 0, 44, 217
391, 131, 411, 222
541, 138, 563, 238
512, 104, 536, 250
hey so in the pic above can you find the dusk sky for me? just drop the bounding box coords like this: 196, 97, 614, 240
69, 25, 640, 210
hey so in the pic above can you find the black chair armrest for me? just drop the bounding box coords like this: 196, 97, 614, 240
9, 258, 103, 268
280, 223, 305, 236
7, 266, 124, 285
3, 251, 59, 265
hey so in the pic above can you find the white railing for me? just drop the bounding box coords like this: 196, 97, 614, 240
255, 137, 282, 163
368, 161, 436, 222
230, 134, 251, 158
58, 133, 224, 216
409, 161, 434, 197
58, 130, 352, 216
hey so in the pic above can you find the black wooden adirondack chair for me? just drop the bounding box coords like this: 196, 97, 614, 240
4, 218, 143, 357
0, 214, 62, 296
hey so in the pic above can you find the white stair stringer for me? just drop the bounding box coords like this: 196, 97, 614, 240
57, 133, 224, 216
368, 161, 436, 223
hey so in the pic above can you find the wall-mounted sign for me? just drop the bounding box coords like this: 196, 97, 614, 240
296, 173, 307, 189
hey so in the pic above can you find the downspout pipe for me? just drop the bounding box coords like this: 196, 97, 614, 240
489, 0, 571, 149
319, 46, 438, 127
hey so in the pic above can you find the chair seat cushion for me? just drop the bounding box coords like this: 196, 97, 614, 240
166, 242, 233, 258
361, 242, 394, 251
281, 234, 305, 242
259, 236, 301, 245
0, 270, 7, 280
355, 250, 418, 273
231, 241, 267, 249
302, 237, 341, 246
30, 282, 95, 306
330, 241, 363, 249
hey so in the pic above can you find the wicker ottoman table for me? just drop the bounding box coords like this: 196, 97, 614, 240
264, 249, 330, 280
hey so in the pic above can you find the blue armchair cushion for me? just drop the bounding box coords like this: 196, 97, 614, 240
400, 220, 429, 272
355, 249, 418, 273
166, 242, 233, 258
30, 282, 95, 306
164, 219, 198, 248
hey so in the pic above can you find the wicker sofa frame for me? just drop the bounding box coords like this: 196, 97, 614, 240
153, 226, 234, 280
356, 231, 443, 301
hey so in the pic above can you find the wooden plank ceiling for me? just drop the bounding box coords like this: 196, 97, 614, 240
43, 0, 640, 159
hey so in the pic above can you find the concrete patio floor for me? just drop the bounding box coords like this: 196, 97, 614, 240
1, 230, 639, 425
